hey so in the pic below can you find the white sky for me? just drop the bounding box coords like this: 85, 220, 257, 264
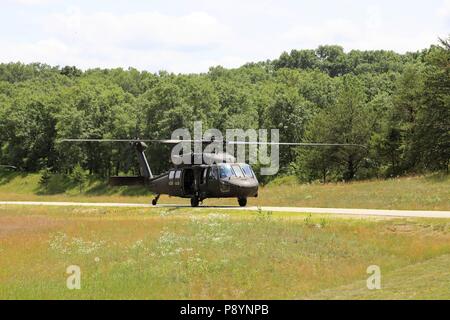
1, 0, 449, 73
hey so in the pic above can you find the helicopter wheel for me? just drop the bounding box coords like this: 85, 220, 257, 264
238, 197, 247, 207
190, 197, 200, 207
152, 194, 160, 206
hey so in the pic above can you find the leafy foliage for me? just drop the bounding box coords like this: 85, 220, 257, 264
39, 167, 51, 190
71, 164, 87, 193
0, 39, 448, 182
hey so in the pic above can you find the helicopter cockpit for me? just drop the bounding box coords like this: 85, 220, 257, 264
218, 163, 255, 180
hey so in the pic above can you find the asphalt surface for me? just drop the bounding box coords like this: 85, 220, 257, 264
0, 201, 449, 218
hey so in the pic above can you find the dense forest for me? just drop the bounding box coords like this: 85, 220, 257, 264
0, 37, 448, 183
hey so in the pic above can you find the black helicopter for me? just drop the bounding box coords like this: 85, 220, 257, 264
62, 139, 364, 207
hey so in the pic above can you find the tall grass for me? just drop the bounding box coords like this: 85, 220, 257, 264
0, 206, 449, 299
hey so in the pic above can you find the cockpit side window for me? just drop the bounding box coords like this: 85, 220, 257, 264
241, 164, 254, 178
209, 166, 218, 180
219, 164, 233, 178
231, 165, 244, 178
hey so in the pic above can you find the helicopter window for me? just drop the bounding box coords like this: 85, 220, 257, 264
174, 170, 182, 186
209, 166, 218, 180
168, 170, 175, 186
201, 168, 208, 184
241, 164, 254, 178
219, 164, 233, 178
231, 164, 244, 178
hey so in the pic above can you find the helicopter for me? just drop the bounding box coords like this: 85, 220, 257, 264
61, 138, 365, 207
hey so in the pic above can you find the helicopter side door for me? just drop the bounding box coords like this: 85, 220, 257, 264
182, 168, 195, 197
198, 167, 211, 199
206, 165, 221, 197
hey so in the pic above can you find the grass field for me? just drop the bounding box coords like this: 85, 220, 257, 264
1, 171, 448, 299
0, 171, 449, 210
1, 205, 450, 299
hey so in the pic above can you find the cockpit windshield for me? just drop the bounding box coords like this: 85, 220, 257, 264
219, 164, 233, 178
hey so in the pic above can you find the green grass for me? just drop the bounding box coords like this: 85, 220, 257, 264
0, 205, 449, 299
309, 254, 450, 299
0, 171, 448, 210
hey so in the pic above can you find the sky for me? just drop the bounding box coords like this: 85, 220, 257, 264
1, 0, 449, 73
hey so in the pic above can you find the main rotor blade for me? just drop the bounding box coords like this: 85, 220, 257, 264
59, 138, 205, 144
59, 139, 366, 148
0, 165, 17, 169
227, 141, 367, 148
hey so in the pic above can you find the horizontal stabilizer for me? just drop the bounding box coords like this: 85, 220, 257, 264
109, 176, 146, 186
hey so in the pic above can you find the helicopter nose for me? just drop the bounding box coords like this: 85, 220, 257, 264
229, 179, 259, 197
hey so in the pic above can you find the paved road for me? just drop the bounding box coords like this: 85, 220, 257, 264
1, 201, 449, 218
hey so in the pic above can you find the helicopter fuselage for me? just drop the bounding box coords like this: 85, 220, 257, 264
147, 163, 259, 206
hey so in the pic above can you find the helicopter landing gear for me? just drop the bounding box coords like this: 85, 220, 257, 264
238, 197, 247, 207
190, 197, 200, 207
152, 194, 160, 206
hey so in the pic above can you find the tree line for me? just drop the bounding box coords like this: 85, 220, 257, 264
0, 38, 448, 183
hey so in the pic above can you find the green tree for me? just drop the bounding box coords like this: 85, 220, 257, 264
299, 75, 372, 181
413, 38, 450, 171
39, 168, 52, 190
296, 111, 338, 183
316, 45, 347, 77
264, 83, 315, 168
390, 63, 426, 171
71, 164, 87, 193
0, 80, 63, 171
